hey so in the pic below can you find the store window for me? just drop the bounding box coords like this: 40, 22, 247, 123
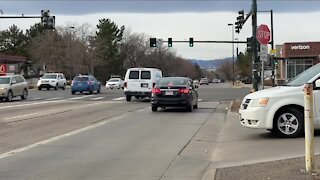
287, 59, 313, 79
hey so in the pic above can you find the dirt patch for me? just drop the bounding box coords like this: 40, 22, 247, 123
231, 99, 242, 112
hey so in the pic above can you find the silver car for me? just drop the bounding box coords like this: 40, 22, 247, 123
0, 75, 28, 102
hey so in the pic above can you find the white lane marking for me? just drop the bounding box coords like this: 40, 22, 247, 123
136, 107, 149, 112
0, 100, 66, 110
30, 97, 42, 100
198, 99, 203, 102
0, 114, 125, 160
4, 113, 38, 120
46, 97, 63, 101
112, 97, 125, 101
90, 97, 106, 100
69, 96, 87, 100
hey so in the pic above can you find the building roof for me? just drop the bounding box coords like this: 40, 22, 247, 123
0, 54, 27, 62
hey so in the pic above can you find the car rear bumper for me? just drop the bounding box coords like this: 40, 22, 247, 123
125, 91, 151, 97
151, 96, 192, 107
71, 86, 92, 92
38, 84, 56, 88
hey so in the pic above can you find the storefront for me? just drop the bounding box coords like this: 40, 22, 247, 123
276, 42, 320, 81
0, 54, 27, 75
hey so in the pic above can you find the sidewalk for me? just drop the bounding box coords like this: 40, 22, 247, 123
212, 103, 320, 180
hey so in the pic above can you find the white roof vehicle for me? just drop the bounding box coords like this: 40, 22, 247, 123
124, 68, 162, 101
239, 63, 320, 138
105, 78, 124, 89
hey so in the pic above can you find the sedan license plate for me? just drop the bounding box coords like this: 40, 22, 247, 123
165, 91, 174, 96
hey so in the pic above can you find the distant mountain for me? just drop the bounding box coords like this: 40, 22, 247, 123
189, 58, 232, 69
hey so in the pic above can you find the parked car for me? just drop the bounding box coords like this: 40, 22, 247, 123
239, 63, 320, 138
71, 75, 101, 94
212, 78, 221, 83
37, 73, 66, 90
199, 78, 209, 85
0, 74, 28, 102
105, 78, 124, 89
241, 77, 252, 84
151, 77, 198, 112
193, 79, 199, 85
124, 67, 162, 101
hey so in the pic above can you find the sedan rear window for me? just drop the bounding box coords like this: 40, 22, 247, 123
73, 77, 89, 81
129, 71, 139, 79
158, 77, 188, 86
141, 71, 151, 79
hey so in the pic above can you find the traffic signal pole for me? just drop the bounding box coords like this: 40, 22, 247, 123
252, 0, 259, 91
270, 10, 275, 87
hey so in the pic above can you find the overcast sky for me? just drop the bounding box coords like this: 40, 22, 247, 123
1, 0, 320, 60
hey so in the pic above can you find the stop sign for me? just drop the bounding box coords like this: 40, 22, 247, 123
256, 24, 271, 45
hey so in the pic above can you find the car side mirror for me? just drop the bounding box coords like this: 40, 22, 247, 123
11, 80, 17, 85
315, 79, 320, 88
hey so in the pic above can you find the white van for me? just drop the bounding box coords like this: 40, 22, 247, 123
124, 68, 162, 101
239, 63, 320, 138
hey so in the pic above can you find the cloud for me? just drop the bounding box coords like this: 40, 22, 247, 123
0, 1, 320, 15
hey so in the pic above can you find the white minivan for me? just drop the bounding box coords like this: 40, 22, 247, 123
239, 63, 320, 138
124, 68, 162, 101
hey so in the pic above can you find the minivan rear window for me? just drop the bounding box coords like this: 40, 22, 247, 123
141, 71, 151, 79
129, 71, 139, 79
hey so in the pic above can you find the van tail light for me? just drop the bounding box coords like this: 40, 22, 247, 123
178, 88, 190, 94
152, 88, 161, 94
124, 82, 127, 88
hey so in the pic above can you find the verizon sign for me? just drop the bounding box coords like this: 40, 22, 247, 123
291, 45, 310, 50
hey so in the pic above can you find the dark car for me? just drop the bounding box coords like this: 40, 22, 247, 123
71, 75, 101, 94
150, 77, 198, 112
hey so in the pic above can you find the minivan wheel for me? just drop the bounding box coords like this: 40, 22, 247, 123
6, 90, 13, 102
62, 84, 66, 90
21, 89, 28, 100
273, 108, 303, 138
126, 95, 132, 102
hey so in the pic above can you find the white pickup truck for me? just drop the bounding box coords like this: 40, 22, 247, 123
239, 63, 320, 138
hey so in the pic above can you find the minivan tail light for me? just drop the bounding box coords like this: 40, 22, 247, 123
124, 82, 127, 88
152, 88, 161, 94
178, 88, 190, 94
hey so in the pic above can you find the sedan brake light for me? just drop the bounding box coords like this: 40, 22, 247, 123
178, 88, 190, 94
152, 88, 161, 94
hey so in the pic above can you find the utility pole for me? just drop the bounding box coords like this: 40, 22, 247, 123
270, 10, 275, 86
252, 0, 259, 91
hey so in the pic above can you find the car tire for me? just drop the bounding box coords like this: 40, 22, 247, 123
21, 89, 28, 100
54, 84, 58, 90
151, 105, 158, 112
62, 84, 66, 90
38, 87, 42, 91
6, 90, 13, 102
47, 87, 50, 90
126, 95, 132, 102
71, 91, 76, 95
193, 100, 198, 109
273, 107, 304, 138
186, 104, 193, 112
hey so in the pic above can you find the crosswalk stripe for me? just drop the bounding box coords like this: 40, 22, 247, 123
91, 97, 106, 100
47, 97, 63, 101
113, 97, 126, 101
69, 96, 87, 100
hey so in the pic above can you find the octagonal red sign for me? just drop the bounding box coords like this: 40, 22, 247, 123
257, 24, 271, 45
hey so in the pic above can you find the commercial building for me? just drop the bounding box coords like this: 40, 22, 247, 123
0, 54, 27, 75
275, 42, 320, 82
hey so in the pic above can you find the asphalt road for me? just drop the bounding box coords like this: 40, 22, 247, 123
0, 83, 253, 180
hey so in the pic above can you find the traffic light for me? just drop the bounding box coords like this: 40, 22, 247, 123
235, 10, 245, 34
246, 37, 252, 51
41, 10, 55, 29
150, 38, 157, 47
168, 38, 172, 47
189, 38, 194, 47
273, 59, 278, 65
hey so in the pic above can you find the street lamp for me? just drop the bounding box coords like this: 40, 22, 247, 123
228, 23, 235, 85
69, 26, 75, 80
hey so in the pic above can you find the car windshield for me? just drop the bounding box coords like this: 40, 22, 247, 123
42, 74, 57, 79
0, 77, 10, 84
286, 63, 320, 86
158, 77, 189, 86
108, 79, 120, 82
73, 76, 89, 81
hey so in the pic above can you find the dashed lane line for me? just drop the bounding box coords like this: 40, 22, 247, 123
112, 97, 126, 101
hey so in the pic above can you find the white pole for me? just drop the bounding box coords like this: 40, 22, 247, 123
304, 83, 314, 172
261, 62, 264, 89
